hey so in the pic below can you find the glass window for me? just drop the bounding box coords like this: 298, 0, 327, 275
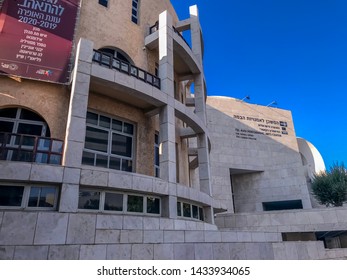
98, 0, 108, 8
28, 187, 57, 208
104, 192, 123, 211
154, 133, 160, 177
0, 186, 24, 207
0, 185, 58, 209
177, 202, 182, 216
131, 0, 139, 24
183, 203, 191, 218
78, 190, 100, 210
83, 111, 134, 172
127, 195, 143, 213
147, 197, 160, 214
192, 205, 199, 219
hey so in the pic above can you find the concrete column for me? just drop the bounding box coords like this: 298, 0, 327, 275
63, 38, 93, 168
158, 11, 177, 219
60, 38, 93, 212
158, 11, 176, 183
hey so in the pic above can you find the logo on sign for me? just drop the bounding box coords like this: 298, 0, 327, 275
36, 69, 53, 76
1, 63, 19, 71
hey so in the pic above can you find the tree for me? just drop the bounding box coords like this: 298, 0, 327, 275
311, 162, 347, 207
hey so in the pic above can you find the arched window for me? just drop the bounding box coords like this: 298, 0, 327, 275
0, 107, 63, 164
99, 47, 133, 65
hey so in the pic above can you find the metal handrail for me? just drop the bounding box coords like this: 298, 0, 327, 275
0, 132, 64, 165
172, 26, 190, 48
92, 50, 161, 89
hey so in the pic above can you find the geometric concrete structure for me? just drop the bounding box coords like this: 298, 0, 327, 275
0, 1, 346, 259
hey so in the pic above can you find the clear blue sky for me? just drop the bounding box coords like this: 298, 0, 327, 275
171, 0, 347, 169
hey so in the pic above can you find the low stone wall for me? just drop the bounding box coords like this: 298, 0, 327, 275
215, 207, 347, 233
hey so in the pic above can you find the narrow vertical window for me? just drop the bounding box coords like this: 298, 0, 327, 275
131, 0, 139, 24
98, 0, 108, 7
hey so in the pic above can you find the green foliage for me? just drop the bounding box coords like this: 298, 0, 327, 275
311, 162, 347, 207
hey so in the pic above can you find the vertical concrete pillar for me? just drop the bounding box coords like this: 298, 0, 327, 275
60, 38, 93, 212
158, 11, 177, 218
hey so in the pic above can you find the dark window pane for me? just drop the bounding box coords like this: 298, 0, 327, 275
13, 150, 33, 162
37, 139, 50, 151
199, 207, 204, 221
177, 202, 181, 216
112, 134, 132, 157
112, 59, 120, 69
147, 197, 160, 214
100, 116, 110, 128
28, 187, 40, 207
0, 121, 14, 133
155, 134, 159, 144
109, 157, 121, 170
98, 0, 108, 7
127, 195, 143, 213
0, 108, 17, 118
120, 61, 129, 72
78, 191, 100, 210
123, 123, 134, 134
112, 119, 122, 132
155, 146, 159, 166
35, 153, 49, 163
38, 187, 56, 207
192, 205, 198, 219
95, 154, 108, 168
51, 140, 63, 153
121, 159, 132, 172
21, 135, 36, 147
17, 123, 43, 136
82, 151, 95, 166
86, 112, 98, 125
104, 192, 123, 211
85, 126, 108, 153
0, 186, 24, 207
183, 203, 191, 218
49, 154, 61, 165
20, 109, 45, 122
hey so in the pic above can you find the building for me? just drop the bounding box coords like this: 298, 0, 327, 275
0, 0, 346, 260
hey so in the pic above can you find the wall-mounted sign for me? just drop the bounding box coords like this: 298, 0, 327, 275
233, 114, 289, 140
0, 0, 81, 84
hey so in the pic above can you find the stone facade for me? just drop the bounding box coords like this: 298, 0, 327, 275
0, 0, 347, 260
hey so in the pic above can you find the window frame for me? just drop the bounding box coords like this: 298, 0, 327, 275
78, 188, 161, 216
0, 183, 59, 210
154, 132, 160, 178
131, 0, 140, 24
83, 111, 136, 172
176, 200, 204, 221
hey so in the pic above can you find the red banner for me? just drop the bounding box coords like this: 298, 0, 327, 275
0, 0, 81, 84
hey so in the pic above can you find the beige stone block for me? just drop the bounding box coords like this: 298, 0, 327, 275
0, 212, 37, 245
153, 178, 169, 195
195, 243, 213, 260
229, 243, 246, 260
164, 230, 184, 243
29, 164, 63, 182
131, 244, 154, 260
272, 243, 286, 260
108, 172, 132, 189
63, 167, 81, 184
0, 162, 31, 181
120, 230, 143, 243
34, 212, 68, 245
251, 232, 266, 242
63, 140, 85, 168
0, 246, 14, 260
143, 217, 160, 230
221, 231, 238, 242
115, 71, 136, 89
107, 244, 131, 260
80, 169, 108, 187
77, 61, 92, 75
185, 231, 204, 242
132, 175, 153, 193
48, 245, 80, 260
153, 244, 174, 260
174, 219, 186, 230
66, 214, 96, 244
123, 216, 143, 230
159, 218, 174, 230
143, 230, 163, 243
59, 184, 79, 213
237, 231, 252, 242
96, 215, 123, 230
73, 72, 91, 95
91, 64, 114, 81
71, 92, 89, 118
66, 116, 86, 142
95, 230, 121, 244
212, 243, 231, 260
204, 231, 222, 242
77, 38, 94, 63
14, 246, 48, 260
173, 243, 194, 260
336, 209, 347, 223
80, 245, 107, 260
